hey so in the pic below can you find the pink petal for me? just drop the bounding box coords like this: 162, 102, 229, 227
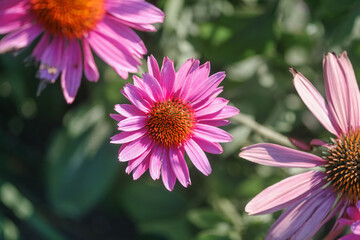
339, 51, 360, 130
122, 84, 151, 112
160, 57, 176, 99
198, 105, 239, 121
106, 0, 165, 25
194, 123, 233, 143
184, 138, 212, 176
240, 143, 326, 168
142, 73, 164, 102
125, 146, 152, 174
175, 60, 200, 99
118, 135, 152, 162
61, 39, 83, 104
131, 156, 150, 180
149, 144, 163, 180
193, 136, 223, 154
192, 72, 226, 102
0, 22, 42, 53
169, 147, 191, 187
174, 58, 195, 94
110, 113, 125, 122
196, 97, 229, 117
245, 171, 325, 215
347, 206, 360, 221
187, 62, 212, 102
118, 116, 147, 131
147, 55, 161, 81
0, 11, 33, 34
161, 150, 177, 191
290, 190, 337, 240
32, 32, 50, 61
198, 119, 230, 127
291, 68, 341, 136
114, 104, 144, 117
266, 188, 336, 240
82, 39, 99, 82
87, 31, 139, 73
110, 129, 147, 144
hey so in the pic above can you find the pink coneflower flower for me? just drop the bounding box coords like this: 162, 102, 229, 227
239, 51, 360, 240
338, 201, 360, 240
110, 55, 239, 191
0, 0, 164, 103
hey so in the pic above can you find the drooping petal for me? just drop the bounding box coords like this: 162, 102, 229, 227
149, 144, 163, 180
161, 150, 177, 191
291, 68, 341, 136
61, 39, 83, 104
118, 135, 152, 162
184, 138, 212, 176
169, 147, 191, 187
266, 188, 336, 240
240, 143, 326, 168
193, 136, 223, 154
82, 39, 99, 82
245, 171, 325, 215
0, 22, 42, 54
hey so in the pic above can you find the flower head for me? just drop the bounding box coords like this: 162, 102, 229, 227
239, 51, 360, 239
0, 0, 164, 103
111, 56, 239, 191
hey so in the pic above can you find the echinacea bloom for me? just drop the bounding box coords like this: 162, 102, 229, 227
338, 201, 360, 240
239, 51, 360, 240
0, 0, 164, 103
110, 56, 239, 191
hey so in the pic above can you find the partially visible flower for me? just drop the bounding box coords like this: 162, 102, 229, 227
0, 0, 164, 103
338, 202, 360, 240
240, 51, 360, 239
110, 55, 239, 191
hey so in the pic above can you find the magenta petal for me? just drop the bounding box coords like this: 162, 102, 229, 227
240, 143, 326, 168
347, 206, 360, 221
198, 105, 239, 121
32, 32, 50, 61
114, 104, 144, 117
194, 123, 233, 143
142, 73, 164, 102
61, 39, 83, 104
122, 84, 151, 112
174, 58, 195, 94
161, 149, 176, 191
82, 39, 99, 82
0, 12, 32, 35
110, 113, 125, 122
131, 155, 150, 180
169, 147, 191, 187
118, 135, 152, 162
0, 23, 42, 53
107, 0, 165, 25
110, 129, 147, 144
292, 68, 341, 136
149, 144, 162, 180
193, 136, 223, 154
245, 171, 325, 215
184, 138, 212, 176
147, 55, 161, 81
118, 116, 147, 131
160, 58, 176, 99
196, 97, 229, 117
125, 146, 152, 174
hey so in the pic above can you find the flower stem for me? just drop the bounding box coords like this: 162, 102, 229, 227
232, 112, 294, 148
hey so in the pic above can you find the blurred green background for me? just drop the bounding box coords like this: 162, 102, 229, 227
1, 0, 360, 239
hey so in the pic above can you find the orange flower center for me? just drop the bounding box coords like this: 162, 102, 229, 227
146, 99, 196, 148
30, 0, 106, 38
325, 129, 360, 203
